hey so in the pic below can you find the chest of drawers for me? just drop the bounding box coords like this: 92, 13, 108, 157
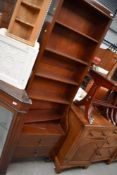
13, 122, 65, 161
55, 104, 117, 173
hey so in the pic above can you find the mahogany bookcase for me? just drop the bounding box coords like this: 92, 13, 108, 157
13, 0, 113, 161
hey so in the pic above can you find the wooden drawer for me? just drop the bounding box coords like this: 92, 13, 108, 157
103, 137, 117, 147
17, 123, 64, 147
18, 135, 62, 147
14, 146, 52, 160
107, 129, 117, 137
83, 128, 109, 139
92, 147, 116, 162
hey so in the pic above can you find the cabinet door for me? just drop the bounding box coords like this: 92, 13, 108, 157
66, 139, 104, 165
92, 147, 116, 162
0, 105, 14, 157
112, 149, 117, 162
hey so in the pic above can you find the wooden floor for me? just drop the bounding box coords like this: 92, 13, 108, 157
7, 161, 117, 175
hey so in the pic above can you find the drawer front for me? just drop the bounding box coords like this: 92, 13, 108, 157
63, 138, 105, 165
114, 154, 117, 161
83, 127, 117, 138
108, 129, 117, 137
13, 146, 52, 159
18, 135, 61, 147
83, 129, 109, 139
92, 147, 116, 162
103, 137, 117, 147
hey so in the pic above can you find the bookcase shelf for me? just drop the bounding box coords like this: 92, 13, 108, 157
35, 72, 79, 86
7, 0, 52, 46
29, 94, 70, 105
28, 77, 75, 105
22, 0, 44, 7
56, 0, 112, 41
10, 21, 33, 41
25, 109, 61, 123
47, 23, 97, 64
55, 20, 99, 44
24, 100, 67, 123
21, 1, 41, 10
16, 4, 39, 24
15, 18, 34, 27
45, 47, 88, 66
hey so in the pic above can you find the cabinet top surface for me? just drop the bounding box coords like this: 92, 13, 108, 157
71, 104, 116, 128
0, 80, 31, 104
83, 0, 113, 18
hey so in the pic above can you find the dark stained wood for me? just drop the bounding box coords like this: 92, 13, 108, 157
0, 80, 31, 104
0, 81, 31, 174
13, 122, 65, 161
0, 0, 16, 28
24, 100, 67, 123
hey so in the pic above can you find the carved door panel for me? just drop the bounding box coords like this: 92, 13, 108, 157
66, 139, 104, 165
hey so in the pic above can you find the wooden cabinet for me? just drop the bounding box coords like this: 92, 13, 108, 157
0, 80, 31, 175
55, 104, 117, 173
7, 0, 52, 46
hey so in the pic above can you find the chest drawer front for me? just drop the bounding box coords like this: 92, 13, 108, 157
14, 146, 52, 159
93, 147, 116, 162
83, 128, 109, 139
108, 129, 117, 137
17, 123, 64, 147
103, 137, 117, 147
18, 135, 61, 147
